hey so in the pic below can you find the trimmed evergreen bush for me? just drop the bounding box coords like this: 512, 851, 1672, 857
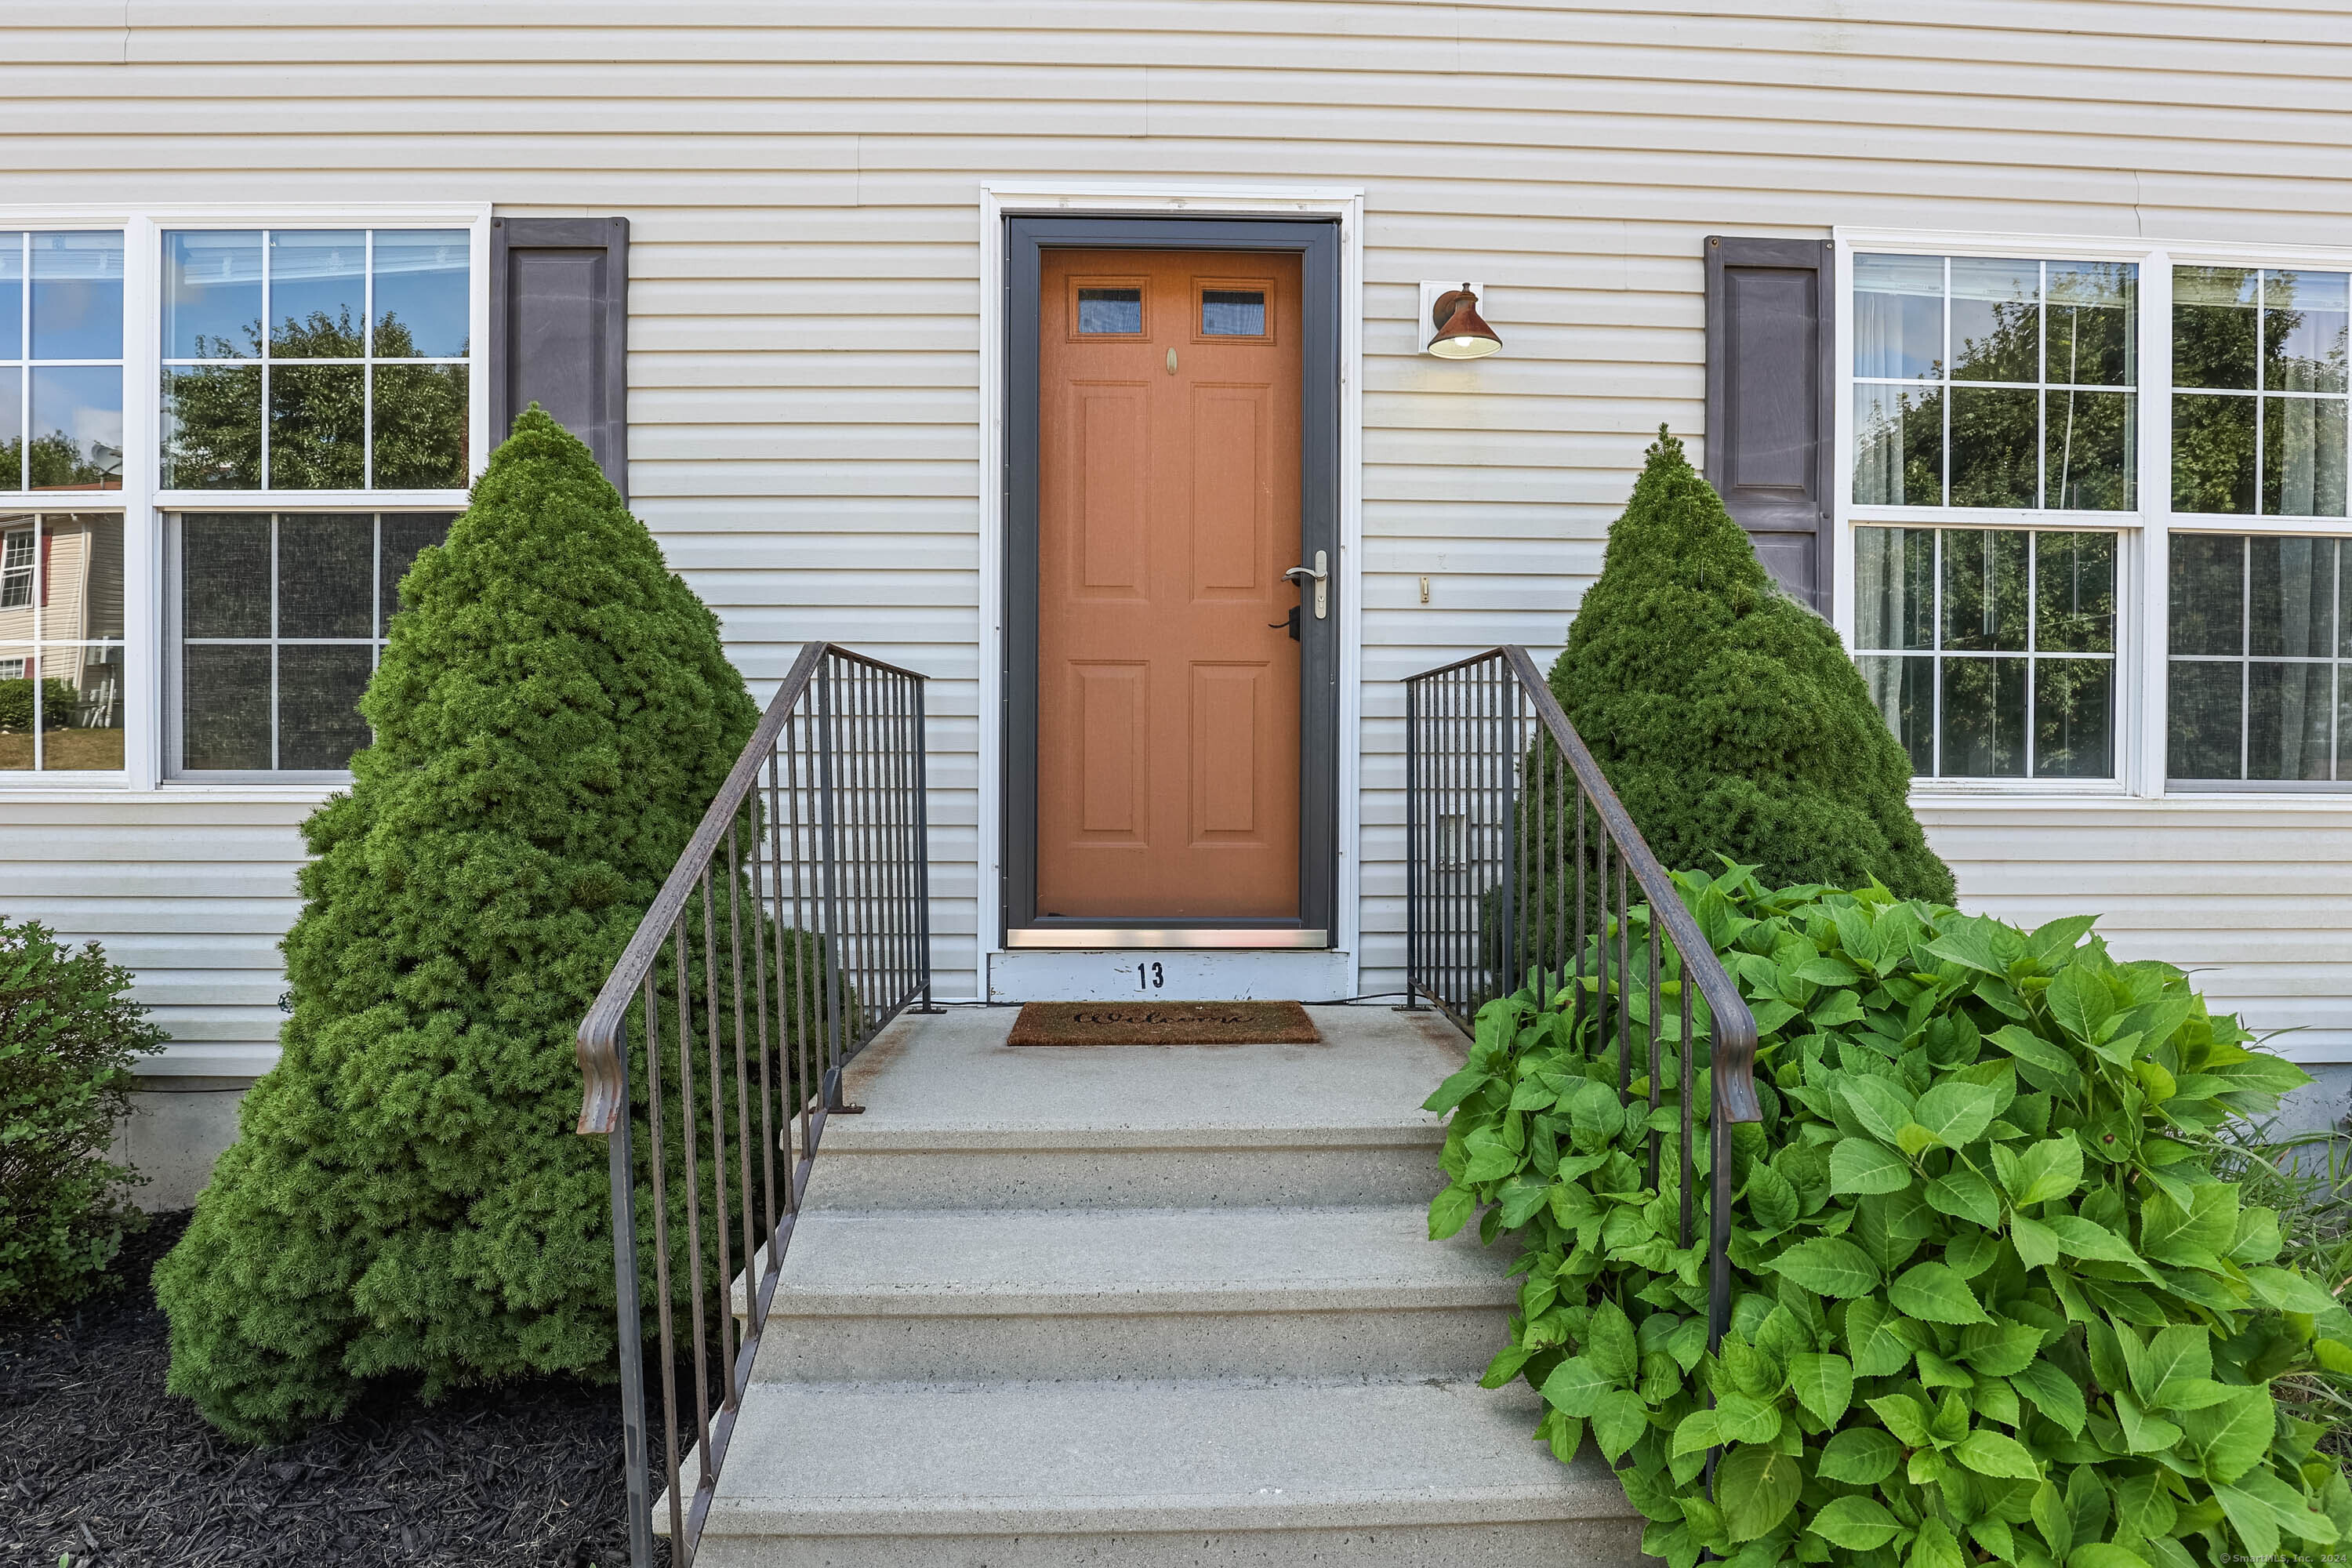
157, 408, 764, 1443
1428, 867, 2348, 1568
1547, 430, 1954, 903
0, 918, 165, 1316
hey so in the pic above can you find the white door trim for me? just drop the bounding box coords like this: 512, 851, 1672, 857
976, 180, 1367, 1001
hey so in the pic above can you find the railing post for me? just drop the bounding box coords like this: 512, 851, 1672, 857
815, 655, 849, 1112
912, 671, 942, 1014
605, 1018, 655, 1568
1403, 676, 1421, 1010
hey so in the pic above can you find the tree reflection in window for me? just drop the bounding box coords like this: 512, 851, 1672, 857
2172, 267, 2348, 519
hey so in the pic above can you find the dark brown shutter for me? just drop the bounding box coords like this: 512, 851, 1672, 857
489, 216, 630, 501
1704, 236, 1834, 611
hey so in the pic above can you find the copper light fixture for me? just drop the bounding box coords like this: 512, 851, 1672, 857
1428, 285, 1501, 358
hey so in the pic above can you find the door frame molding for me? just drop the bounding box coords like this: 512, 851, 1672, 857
978, 183, 1363, 984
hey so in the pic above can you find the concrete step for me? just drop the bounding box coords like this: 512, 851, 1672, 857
689, 1377, 1646, 1568
796, 1004, 1464, 1211
748, 1204, 1515, 1383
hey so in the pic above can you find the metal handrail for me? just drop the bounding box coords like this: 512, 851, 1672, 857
1403, 646, 1759, 1343
577, 640, 933, 1567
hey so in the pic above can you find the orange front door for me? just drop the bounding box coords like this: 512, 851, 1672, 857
1035, 249, 1304, 920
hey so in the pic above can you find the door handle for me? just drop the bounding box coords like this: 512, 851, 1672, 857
1281, 550, 1328, 620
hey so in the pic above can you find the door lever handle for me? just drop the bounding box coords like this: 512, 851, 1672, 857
1281, 550, 1329, 620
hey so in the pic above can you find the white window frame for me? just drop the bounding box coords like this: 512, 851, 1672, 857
1835, 227, 2352, 803
0, 202, 489, 793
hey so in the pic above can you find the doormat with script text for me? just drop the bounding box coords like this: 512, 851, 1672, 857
1006, 1000, 1321, 1046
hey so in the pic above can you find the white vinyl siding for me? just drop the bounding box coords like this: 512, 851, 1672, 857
2, 3, 2352, 1071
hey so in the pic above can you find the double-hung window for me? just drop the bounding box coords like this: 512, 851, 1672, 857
2, 230, 127, 771
1840, 235, 2352, 795
0, 205, 485, 785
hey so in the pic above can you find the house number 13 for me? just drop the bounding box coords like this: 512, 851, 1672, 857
1136, 962, 1164, 991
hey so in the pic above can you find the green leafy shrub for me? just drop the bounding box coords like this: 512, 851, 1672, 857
156, 408, 768, 1443
1545, 431, 1953, 903
0, 677, 80, 731
0, 917, 165, 1316
1427, 866, 2350, 1568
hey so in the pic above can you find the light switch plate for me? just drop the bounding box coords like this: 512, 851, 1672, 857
1419, 279, 1486, 354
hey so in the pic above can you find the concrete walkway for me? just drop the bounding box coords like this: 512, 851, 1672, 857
693, 1004, 1646, 1567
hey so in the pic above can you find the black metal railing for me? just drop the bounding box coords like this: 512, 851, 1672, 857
1403, 646, 1760, 1343
576, 641, 934, 1567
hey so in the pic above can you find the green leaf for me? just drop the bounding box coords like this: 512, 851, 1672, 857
1925, 1167, 2003, 1230
1989, 1024, 2085, 1091
1912, 1080, 1999, 1149
1428, 1181, 1475, 1240
1715, 1446, 1803, 1543
2005, 1135, 2085, 1206
1867, 1392, 1933, 1446
1842, 1076, 1916, 1144
1818, 1426, 1903, 1485
2140, 1183, 2238, 1270
2009, 1357, 2088, 1437
1910, 1516, 1966, 1568
2067, 1548, 2151, 1568
1670, 1405, 1722, 1457
1889, 1261, 1994, 1324
2114, 1472, 2178, 1540
1788, 1351, 1854, 1426
2246, 1265, 2340, 1316
1744, 1163, 1799, 1233
2212, 1482, 2281, 1563
2046, 964, 2118, 1045
1958, 1320, 2046, 1377
1424, 1064, 1490, 1115
2138, 1323, 2212, 1404
2010, 1212, 2060, 1269
1591, 1387, 1647, 1461
1831, 1138, 1915, 1196
1715, 1391, 1783, 1445
1538, 1356, 1611, 1417
2114, 1389, 2185, 1454
1766, 1236, 1880, 1299
2033, 1480, 2074, 1560
1927, 921, 2009, 977
1955, 1428, 2045, 1480
2042, 1215, 2141, 1265
1587, 1298, 1639, 1388
1811, 1496, 1904, 1550
2182, 1383, 2275, 1486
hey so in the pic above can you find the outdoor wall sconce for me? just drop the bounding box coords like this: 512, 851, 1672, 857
1420, 280, 1501, 358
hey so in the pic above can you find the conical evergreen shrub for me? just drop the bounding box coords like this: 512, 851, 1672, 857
157, 408, 763, 1443
1546, 429, 1954, 902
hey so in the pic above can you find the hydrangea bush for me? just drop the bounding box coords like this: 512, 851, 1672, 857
1427, 866, 2349, 1568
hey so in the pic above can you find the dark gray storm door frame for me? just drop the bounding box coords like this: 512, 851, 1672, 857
1001, 215, 1341, 942
1704, 235, 1835, 612
489, 216, 630, 499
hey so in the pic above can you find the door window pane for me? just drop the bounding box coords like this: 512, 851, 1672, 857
173, 510, 453, 774
2168, 532, 2352, 784
1076, 288, 1142, 336
1200, 289, 1266, 336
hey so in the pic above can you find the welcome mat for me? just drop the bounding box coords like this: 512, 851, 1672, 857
1006, 1000, 1321, 1047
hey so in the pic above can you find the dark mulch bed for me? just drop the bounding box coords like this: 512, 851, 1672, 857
0, 1211, 665, 1568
